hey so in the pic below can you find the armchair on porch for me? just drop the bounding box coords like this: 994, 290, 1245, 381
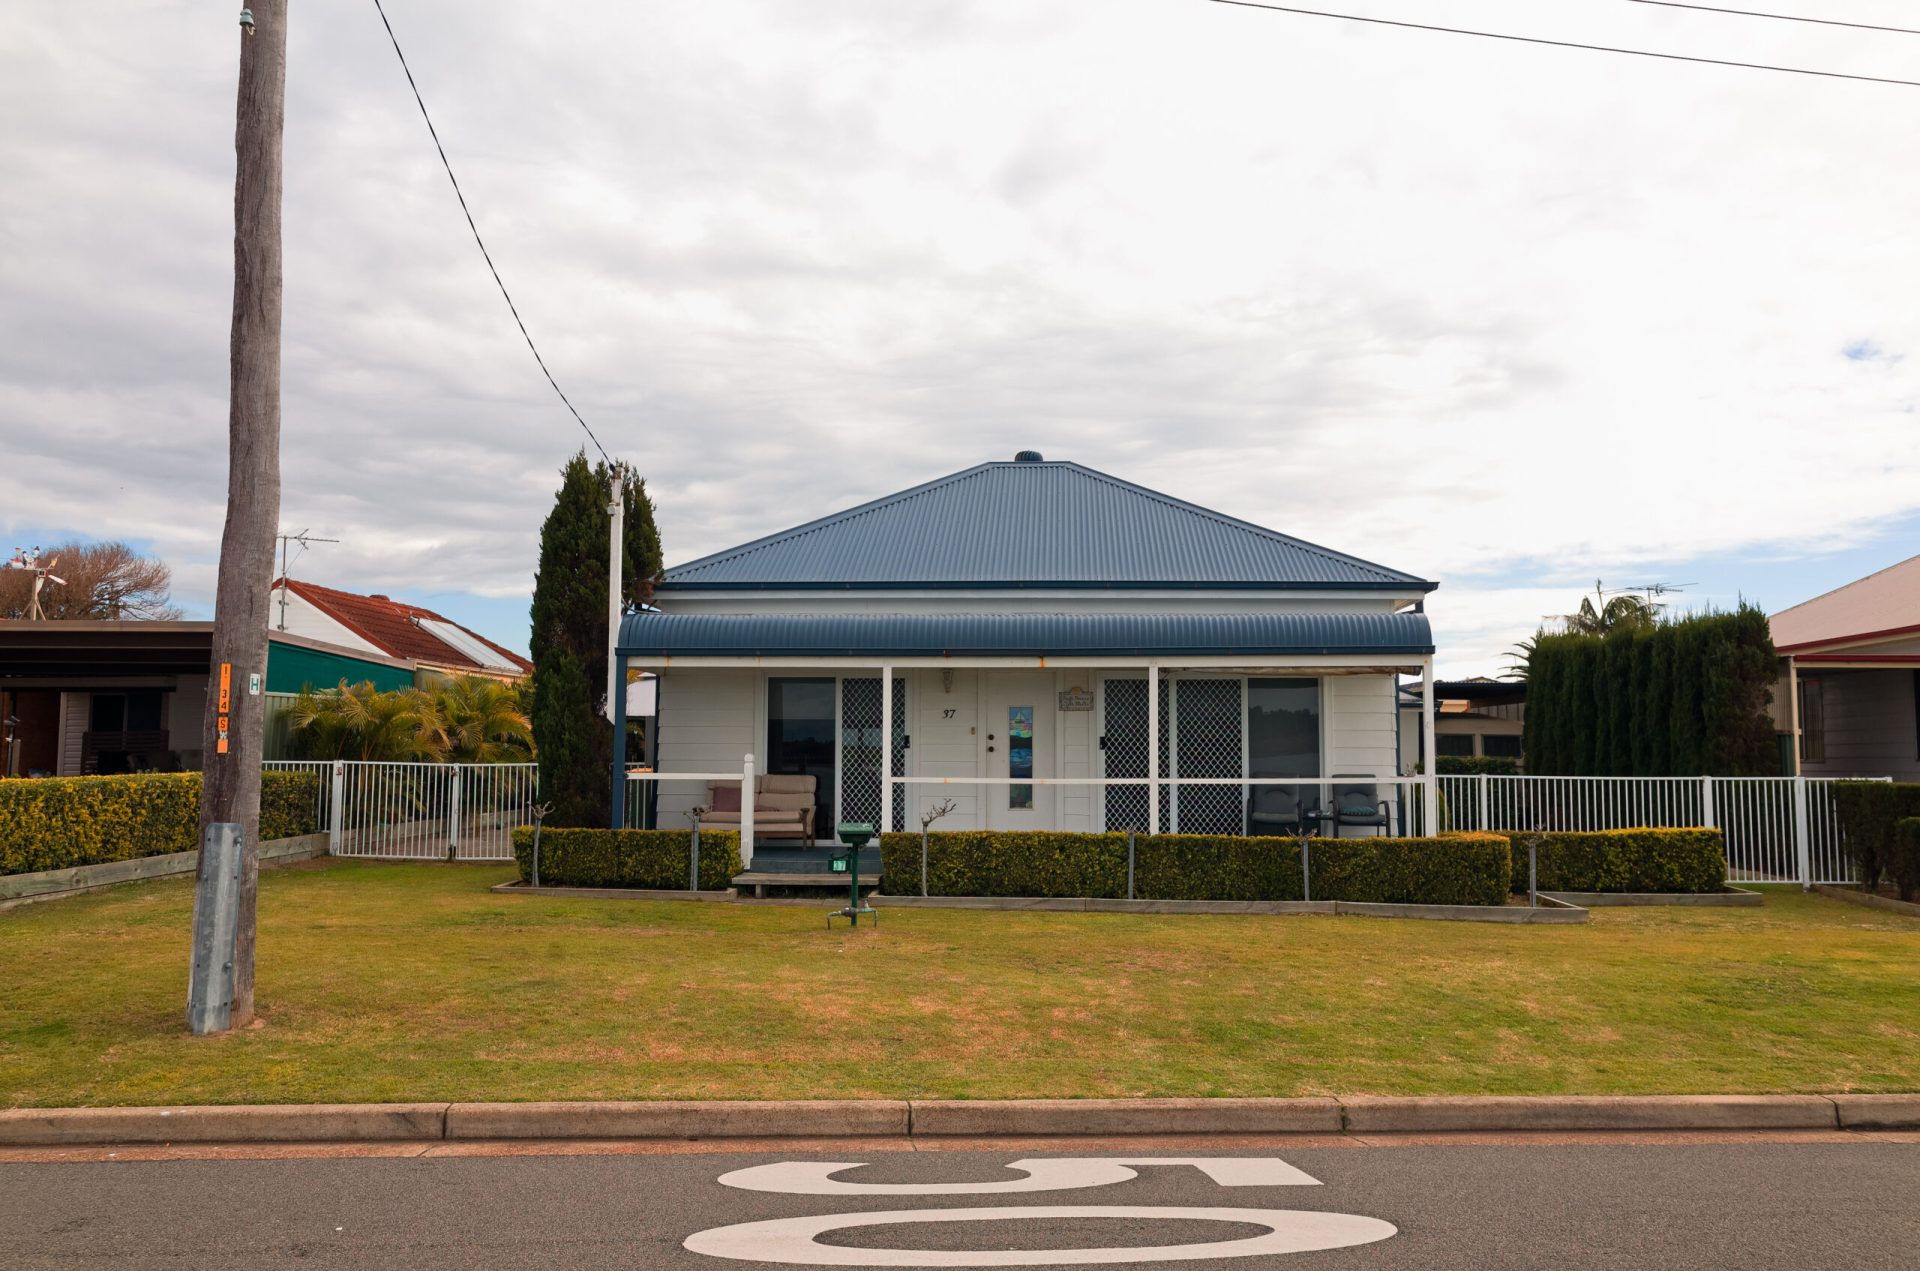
1328, 775, 1391, 838
1247, 785, 1303, 836
695, 775, 818, 845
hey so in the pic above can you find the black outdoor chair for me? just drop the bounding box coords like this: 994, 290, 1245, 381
1247, 785, 1302, 836
1331, 775, 1391, 837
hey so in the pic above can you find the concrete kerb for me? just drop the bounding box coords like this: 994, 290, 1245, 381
8, 1095, 1916, 1147
1340, 1095, 1842, 1134
0, 1103, 448, 1147
1829, 1094, 1920, 1130
909, 1098, 1345, 1137
444, 1100, 909, 1140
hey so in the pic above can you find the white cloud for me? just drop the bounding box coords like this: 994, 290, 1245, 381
3, 0, 1918, 668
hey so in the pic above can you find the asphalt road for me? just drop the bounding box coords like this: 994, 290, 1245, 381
4, 1138, 1917, 1268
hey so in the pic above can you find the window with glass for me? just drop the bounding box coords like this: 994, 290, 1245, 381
1436, 734, 1476, 758
1481, 733, 1523, 759
1799, 678, 1825, 764
1247, 679, 1320, 780
1007, 705, 1034, 809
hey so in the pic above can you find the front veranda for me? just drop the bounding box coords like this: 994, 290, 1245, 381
617, 655, 1440, 868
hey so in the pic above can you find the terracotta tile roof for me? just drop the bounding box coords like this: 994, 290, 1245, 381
274, 579, 532, 675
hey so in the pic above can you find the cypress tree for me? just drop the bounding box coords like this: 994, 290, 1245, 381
1644, 628, 1671, 775
1522, 637, 1552, 773
1667, 622, 1699, 774
529, 452, 665, 827
1628, 632, 1654, 775
1604, 634, 1635, 774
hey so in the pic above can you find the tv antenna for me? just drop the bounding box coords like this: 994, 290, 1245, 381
273, 529, 340, 631
6, 547, 67, 621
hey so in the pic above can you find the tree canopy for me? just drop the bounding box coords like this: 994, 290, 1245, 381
0, 540, 182, 620
284, 675, 533, 763
529, 453, 664, 827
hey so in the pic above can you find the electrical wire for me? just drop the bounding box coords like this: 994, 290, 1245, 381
1627, 1, 1920, 38
1205, 0, 1920, 88
369, 0, 612, 464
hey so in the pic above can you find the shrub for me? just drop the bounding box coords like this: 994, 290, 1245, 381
1496, 827, 1725, 894
878, 830, 1510, 907
1523, 605, 1777, 776
1831, 782, 1920, 897
510, 826, 739, 891
1436, 756, 1520, 775
0, 770, 321, 877
1892, 819, 1920, 904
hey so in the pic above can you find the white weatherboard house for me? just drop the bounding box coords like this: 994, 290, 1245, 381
613, 453, 1440, 868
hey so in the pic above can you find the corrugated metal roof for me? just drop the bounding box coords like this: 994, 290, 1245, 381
660, 459, 1435, 591
1771, 551, 1920, 651
618, 610, 1433, 658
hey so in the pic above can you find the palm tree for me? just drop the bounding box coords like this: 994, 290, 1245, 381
1502, 635, 1536, 682
285, 680, 440, 762
431, 676, 534, 763
1561, 580, 1660, 637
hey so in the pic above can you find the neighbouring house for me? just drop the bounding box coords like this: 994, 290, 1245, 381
1, 585, 534, 776
1397, 678, 1526, 772
614, 451, 1441, 866
0, 622, 415, 775
1771, 552, 1920, 781
267, 579, 531, 682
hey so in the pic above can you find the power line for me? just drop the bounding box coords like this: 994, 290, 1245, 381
369, 0, 612, 465
1627, 1, 1920, 38
1205, 1, 1920, 88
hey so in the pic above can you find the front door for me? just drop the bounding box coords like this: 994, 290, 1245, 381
984, 673, 1055, 831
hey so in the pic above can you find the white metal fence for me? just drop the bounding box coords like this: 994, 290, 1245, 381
264, 758, 1873, 883
264, 760, 539, 860
1436, 773, 1878, 885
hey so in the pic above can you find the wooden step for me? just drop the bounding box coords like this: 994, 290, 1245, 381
732, 871, 882, 898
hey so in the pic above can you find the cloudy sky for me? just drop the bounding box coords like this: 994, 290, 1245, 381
4, 0, 1918, 674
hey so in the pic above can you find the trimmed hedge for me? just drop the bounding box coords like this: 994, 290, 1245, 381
1831, 782, 1920, 898
1436, 756, 1521, 776
1496, 827, 1726, 894
510, 826, 740, 891
1893, 819, 1920, 904
1524, 606, 1777, 776
877, 830, 1511, 908
0, 771, 322, 876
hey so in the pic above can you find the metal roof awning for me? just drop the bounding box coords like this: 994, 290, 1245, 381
617, 611, 1433, 661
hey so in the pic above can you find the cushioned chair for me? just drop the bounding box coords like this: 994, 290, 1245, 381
1248, 785, 1302, 836
1331, 775, 1391, 837
696, 774, 817, 845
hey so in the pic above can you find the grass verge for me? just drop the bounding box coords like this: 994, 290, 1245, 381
2, 858, 1917, 1106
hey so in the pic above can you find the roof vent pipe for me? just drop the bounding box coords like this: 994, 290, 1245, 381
1013, 450, 1044, 463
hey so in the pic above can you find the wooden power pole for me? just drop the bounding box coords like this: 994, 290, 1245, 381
197, 0, 287, 1030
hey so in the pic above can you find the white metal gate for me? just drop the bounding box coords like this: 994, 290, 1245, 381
264, 760, 539, 861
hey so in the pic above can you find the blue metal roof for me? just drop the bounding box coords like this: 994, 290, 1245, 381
659, 458, 1435, 592
618, 611, 1433, 658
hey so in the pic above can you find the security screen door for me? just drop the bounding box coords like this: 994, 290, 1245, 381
985, 672, 1054, 831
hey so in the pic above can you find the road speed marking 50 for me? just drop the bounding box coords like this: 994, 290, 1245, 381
683, 1204, 1398, 1266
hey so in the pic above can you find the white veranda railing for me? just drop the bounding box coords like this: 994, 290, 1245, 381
264, 760, 539, 861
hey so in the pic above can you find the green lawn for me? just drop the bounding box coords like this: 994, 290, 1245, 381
2, 858, 1917, 1107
